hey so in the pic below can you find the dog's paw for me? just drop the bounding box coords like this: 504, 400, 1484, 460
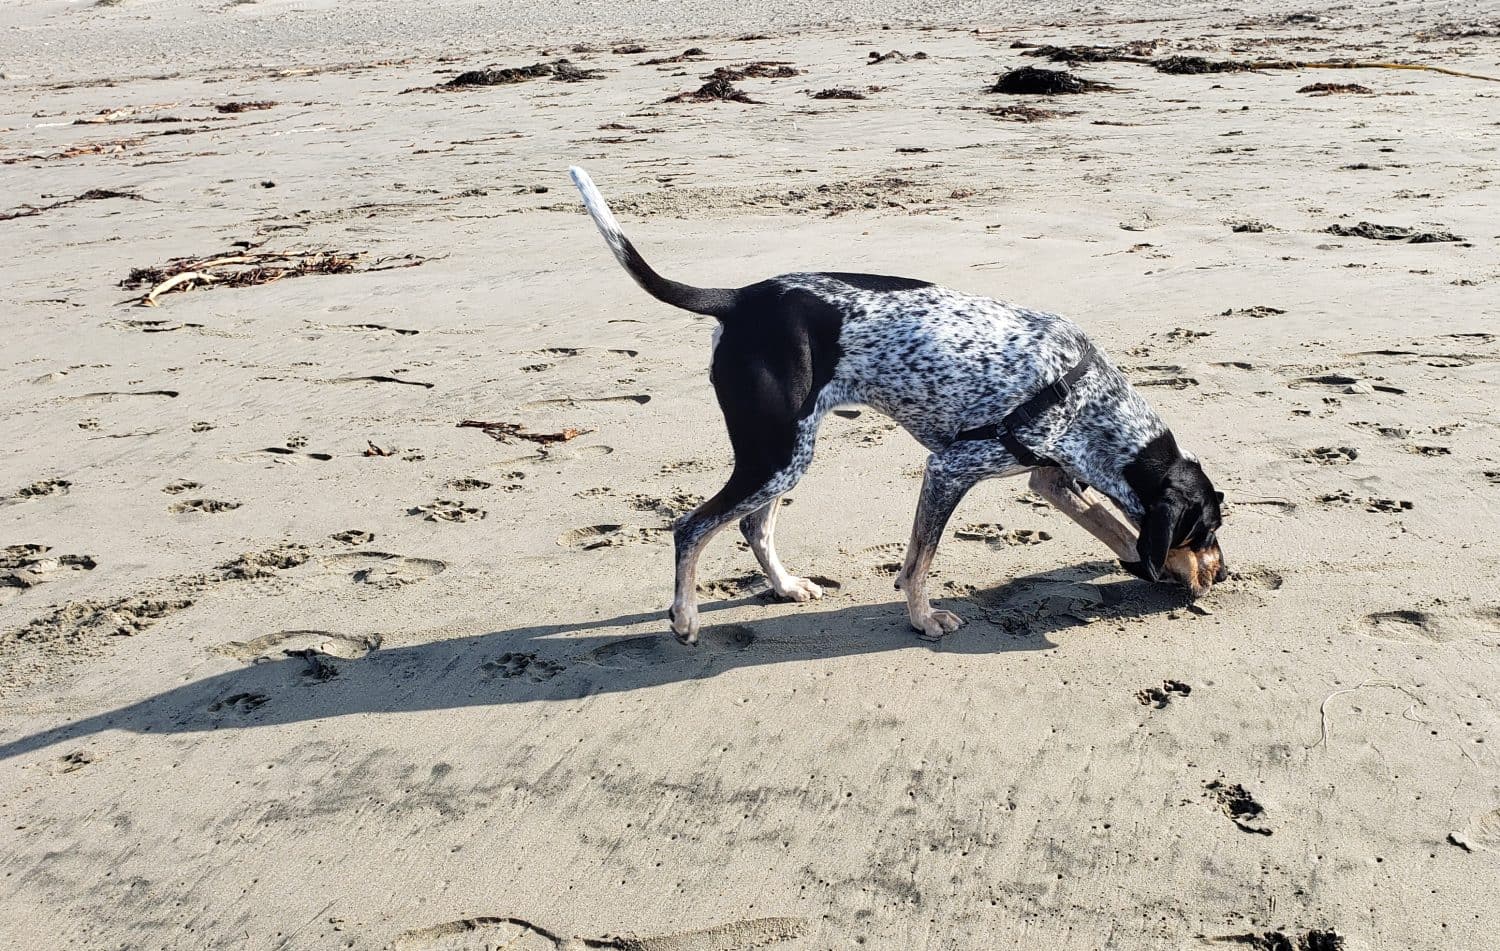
911, 607, 964, 641
774, 576, 825, 603
668, 604, 700, 645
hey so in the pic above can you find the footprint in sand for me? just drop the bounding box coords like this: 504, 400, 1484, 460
170, 498, 242, 514
1136, 679, 1191, 708
1298, 446, 1358, 465
1317, 490, 1412, 513
3, 478, 71, 504
628, 490, 704, 519
52, 750, 96, 775
446, 477, 492, 491
331, 529, 375, 545
218, 629, 381, 663
1204, 778, 1271, 836
480, 651, 565, 683
697, 573, 768, 599
319, 551, 447, 588
1449, 808, 1500, 853
1359, 609, 1444, 643
584, 625, 757, 669
1402, 444, 1451, 457
1, 545, 97, 605
408, 499, 486, 522
209, 692, 269, 714
558, 524, 669, 550
1354, 603, 1498, 645
162, 480, 202, 495
953, 523, 1052, 546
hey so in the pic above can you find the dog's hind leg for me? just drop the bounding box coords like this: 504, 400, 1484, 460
739, 497, 824, 603
670, 416, 823, 644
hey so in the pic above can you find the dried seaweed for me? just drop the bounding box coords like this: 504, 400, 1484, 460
705, 61, 801, 81
1, 188, 148, 222
413, 59, 601, 92
642, 47, 707, 65
666, 78, 762, 103
1324, 221, 1463, 243
215, 100, 277, 113
868, 50, 927, 64
988, 103, 1070, 121
457, 421, 591, 444
119, 249, 428, 306
991, 66, 1113, 94
811, 87, 867, 100
1298, 81, 1372, 94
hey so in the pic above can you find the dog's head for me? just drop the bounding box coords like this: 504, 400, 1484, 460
1125, 435, 1227, 598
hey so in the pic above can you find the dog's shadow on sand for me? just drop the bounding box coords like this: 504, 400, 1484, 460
0, 561, 1188, 760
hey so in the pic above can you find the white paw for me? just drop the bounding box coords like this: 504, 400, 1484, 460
910, 607, 964, 641
669, 605, 700, 644
775, 576, 825, 603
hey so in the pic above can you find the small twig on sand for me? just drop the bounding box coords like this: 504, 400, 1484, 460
1312, 679, 1427, 748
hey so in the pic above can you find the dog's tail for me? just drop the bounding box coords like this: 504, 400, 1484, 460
568, 166, 737, 318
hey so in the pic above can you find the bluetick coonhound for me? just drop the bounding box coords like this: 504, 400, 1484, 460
568, 167, 1227, 643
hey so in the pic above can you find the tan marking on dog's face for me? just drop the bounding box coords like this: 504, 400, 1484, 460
1165, 542, 1226, 599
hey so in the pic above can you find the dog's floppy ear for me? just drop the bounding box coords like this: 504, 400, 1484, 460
1136, 495, 1182, 582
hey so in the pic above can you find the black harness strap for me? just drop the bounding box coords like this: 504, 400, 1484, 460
953, 341, 1098, 467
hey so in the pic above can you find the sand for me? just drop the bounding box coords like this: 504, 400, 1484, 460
2, 1, 1498, 948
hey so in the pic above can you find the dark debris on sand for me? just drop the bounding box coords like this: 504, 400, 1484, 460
991, 66, 1113, 94
214, 100, 277, 113
1153, 55, 1257, 74
811, 87, 868, 100
642, 47, 707, 65
1, 188, 148, 222
1211, 930, 1345, 951
666, 78, 762, 103
987, 103, 1071, 121
705, 61, 801, 81
868, 49, 927, 64
458, 421, 591, 444
119, 248, 429, 306
1298, 81, 1372, 94
433, 59, 602, 90
1325, 221, 1464, 243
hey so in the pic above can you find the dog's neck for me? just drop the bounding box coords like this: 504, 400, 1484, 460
1048, 401, 1174, 524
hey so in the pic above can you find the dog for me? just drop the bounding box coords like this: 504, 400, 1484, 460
568, 167, 1227, 643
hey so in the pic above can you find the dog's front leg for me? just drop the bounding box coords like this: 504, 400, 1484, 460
1027, 467, 1138, 560
896, 456, 979, 640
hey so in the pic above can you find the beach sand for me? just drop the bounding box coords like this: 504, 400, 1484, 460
1, 1, 1498, 948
